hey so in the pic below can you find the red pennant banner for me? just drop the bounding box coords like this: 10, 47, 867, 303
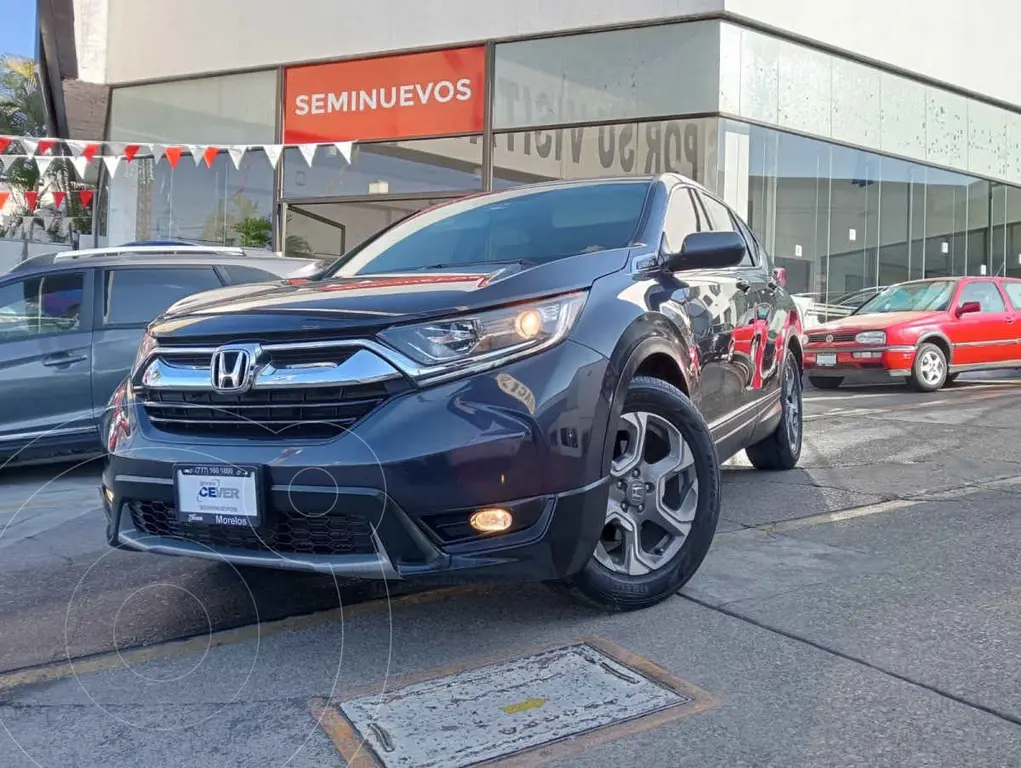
202, 146, 219, 167
24, 191, 39, 211
124, 144, 141, 161
0, 138, 10, 154
79, 190, 94, 207
83, 144, 100, 162
52, 191, 66, 208
0, 191, 9, 209
38, 140, 56, 155
165, 146, 183, 168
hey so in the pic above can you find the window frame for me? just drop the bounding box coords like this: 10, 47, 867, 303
693, 189, 758, 268
97, 265, 226, 330
1000, 280, 1021, 311
0, 269, 93, 344
955, 278, 1008, 314
662, 186, 705, 258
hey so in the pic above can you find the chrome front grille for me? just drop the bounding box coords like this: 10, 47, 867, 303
136, 341, 410, 438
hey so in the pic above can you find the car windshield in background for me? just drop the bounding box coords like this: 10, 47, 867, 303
326, 182, 651, 278
855, 280, 956, 314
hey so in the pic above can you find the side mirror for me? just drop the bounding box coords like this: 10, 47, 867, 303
664, 231, 746, 272
955, 301, 981, 318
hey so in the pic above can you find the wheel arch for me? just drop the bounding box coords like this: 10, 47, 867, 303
917, 332, 952, 363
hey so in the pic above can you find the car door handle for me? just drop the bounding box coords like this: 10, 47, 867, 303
41, 352, 88, 367
1006, 317, 1016, 324
736, 279, 752, 294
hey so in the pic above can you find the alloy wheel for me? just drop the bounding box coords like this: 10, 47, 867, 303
918, 349, 945, 386
784, 356, 803, 454
595, 411, 699, 576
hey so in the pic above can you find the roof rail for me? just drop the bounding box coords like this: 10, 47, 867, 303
52, 245, 249, 261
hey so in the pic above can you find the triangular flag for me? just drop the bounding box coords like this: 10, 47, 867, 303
334, 141, 353, 162
149, 144, 165, 165
83, 143, 101, 162
34, 156, 53, 176
187, 146, 204, 167
202, 146, 219, 167
72, 156, 90, 179
67, 140, 86, 157
52, 191, 66, 209
20, 139, 38, 156
24, 191, 39, 211
106, 142, 124, 157
38, 140, 56, 155
0, 191, 8, 209
123, 144, 141, 161
79, 190, 94, 207
102, 155, 122, 176
227, 145, 247, 170
299, 144, 318, 166
263, 145, 283, 169
164, 146, 182, 168
0, 138, 10, 154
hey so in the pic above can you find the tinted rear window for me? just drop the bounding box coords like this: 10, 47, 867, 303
330, 182, 651, 277
104, 267, 222, 326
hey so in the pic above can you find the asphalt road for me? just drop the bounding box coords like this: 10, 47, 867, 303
1, 373, 1019, 767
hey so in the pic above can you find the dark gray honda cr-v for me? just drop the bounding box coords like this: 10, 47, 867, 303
103, 175, 805, 611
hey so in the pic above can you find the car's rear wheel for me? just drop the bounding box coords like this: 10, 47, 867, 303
907, 343, 947, 392
745, 349, 803, 471
551, 376, 720, 612
808, 375, 842, 390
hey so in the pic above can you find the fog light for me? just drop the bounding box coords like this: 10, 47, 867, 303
470, 508, 513, 533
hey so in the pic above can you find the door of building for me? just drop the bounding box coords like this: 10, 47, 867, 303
282, 198, 452, 261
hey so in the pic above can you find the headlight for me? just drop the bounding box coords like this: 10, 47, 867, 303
132, 330, 157, 375
855, 331, 886, 345
379, 292, 587, 378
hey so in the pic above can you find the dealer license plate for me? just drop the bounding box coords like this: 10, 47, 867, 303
816, 353, 837, 366
174, 464, 261, 526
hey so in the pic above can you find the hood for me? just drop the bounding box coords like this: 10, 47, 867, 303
815, 310, 939, 332
151, 249, 628, 343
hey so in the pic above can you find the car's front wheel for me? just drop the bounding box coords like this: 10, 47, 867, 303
551, 376, 720, 612
907, 342, 947, 392
745, 349, 803, 470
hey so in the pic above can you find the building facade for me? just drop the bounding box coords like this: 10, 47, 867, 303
43, 0, 1021, 303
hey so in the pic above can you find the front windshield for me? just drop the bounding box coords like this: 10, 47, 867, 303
323, 181, 651, 278
854, 280, 957, 314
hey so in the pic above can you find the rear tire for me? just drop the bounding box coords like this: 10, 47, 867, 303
746, 349, 803, 471
808, 376, 842, 390
907, 343, 947, 392
550, 376, 721, 613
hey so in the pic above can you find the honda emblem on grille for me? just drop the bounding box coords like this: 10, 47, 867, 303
210, 343, 261, 393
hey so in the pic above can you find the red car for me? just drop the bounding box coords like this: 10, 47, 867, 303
803, 276, 1021, 391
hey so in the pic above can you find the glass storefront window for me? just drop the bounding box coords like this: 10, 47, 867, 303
133, 150, 276, 248
492, 118, 718, 187
282, 136, 483, 199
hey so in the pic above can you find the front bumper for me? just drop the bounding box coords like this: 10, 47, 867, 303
102, 339, 613, 582
803, 345, 915, 377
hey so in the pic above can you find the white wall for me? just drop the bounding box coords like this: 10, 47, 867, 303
726, 0, 1021, 108
72, 0, 109, 83
103, 0, 723, 84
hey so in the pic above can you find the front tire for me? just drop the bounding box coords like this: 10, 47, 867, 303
907, 343, 947, 392
551, 376, 721, 612
746, 349, 803, 471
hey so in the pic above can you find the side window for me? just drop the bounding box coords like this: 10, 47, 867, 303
1002, 282, 1021, 310
103, 267, 223, 326
0, 272, 85, 342
698, 192, 756, 267
958, 280, 1006, 313
663, 189, 702, 256
221, 265, 283, 285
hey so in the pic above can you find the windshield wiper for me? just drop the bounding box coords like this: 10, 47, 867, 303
397, 259, 536, 273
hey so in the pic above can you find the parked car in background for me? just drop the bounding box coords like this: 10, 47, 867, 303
0, 245, 319, 464
804, 276, 1021, 391
103, 174, 805, 612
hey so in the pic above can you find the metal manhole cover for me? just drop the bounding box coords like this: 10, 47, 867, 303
315, 637, 716, 768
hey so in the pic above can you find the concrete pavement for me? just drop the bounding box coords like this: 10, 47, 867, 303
1, 375, 1019, 766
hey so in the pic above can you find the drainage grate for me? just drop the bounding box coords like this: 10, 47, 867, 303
323, 638, 716, 768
